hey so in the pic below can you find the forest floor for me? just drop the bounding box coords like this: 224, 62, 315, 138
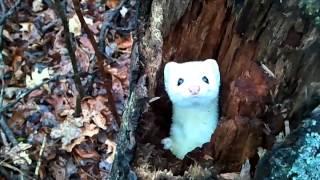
0, 0, 134, 179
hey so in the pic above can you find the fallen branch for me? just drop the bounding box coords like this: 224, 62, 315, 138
0, 71, 16, 145
72, 0, 121, 126
0, 0, 23, 146
34, 136, 46, 177
0, 0, 22, 25
0, 72, 98, 114
110, 75, 148, 179
53, 0, 85, 117
0, 116, 17, 145
98, 0, 128, 54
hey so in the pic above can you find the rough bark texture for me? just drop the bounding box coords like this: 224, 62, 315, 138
109, 47, 148, 179
162, 0, 320, 172
254, 106, 320, 180
111, 0, 320, 179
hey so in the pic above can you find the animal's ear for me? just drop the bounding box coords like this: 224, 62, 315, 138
164, 62, 178, 82
203, 59, 219, 73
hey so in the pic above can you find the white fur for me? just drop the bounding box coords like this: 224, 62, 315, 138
161, 59, 220, 159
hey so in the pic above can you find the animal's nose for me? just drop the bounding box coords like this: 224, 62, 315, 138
188, 86, 200, 95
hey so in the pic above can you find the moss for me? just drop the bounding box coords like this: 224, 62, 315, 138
298, 0, 320, 26
254, 117, 320, 180
287, 132, 320, 180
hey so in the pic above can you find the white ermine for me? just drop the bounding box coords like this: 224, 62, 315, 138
161, 59, 220, 159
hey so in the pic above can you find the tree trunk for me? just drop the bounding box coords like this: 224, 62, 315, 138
111, 0, 320, 179
254, 106, 320, 180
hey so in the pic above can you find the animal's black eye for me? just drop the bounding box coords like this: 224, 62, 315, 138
177, 78, 184, 86
202, 76, 209, 84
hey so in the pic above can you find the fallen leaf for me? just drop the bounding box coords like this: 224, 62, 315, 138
105, 139, 116, 164
32, 0, 44, 12
106, 0, 119, 9
104, 42, 117, 57
3, 143, 33, 166
8, 111, 27, 130
4, 87, 22, 99
64, 123, 100, 152
69, 14, 81, 36
74, 146, 100, 160
115, 34, 133, 50
20, 22, 33, 32
219, 173, 240, 180
83, 96, 112, 129
3, 29, 13, 42
83, 109, 107, 129
120, 6, 128, 18
26, 67, 52, 88
19, 22, 41, 41
84, 16, 93, 26
79, 36, 94, 53
75, 47, 90, 72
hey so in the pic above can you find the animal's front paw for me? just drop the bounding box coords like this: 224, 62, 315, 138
161, 137, 172, 149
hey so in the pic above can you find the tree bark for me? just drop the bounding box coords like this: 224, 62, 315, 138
111, 0, 320, 178
254, 106, 320, 180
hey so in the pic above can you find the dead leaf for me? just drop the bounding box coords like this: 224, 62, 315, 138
120, 6, 128, 18
105, 139, 116, 164
115, 34, 133, 50
79, 36, 94, 53
83, 109, 107, 129
2, 143, 32, 166
106, 0, 120, 9
4, 87, 22, 99
20, 22, 33, 32
69, 14, 81, 36
45, 95, 73, 115
83, 96, 112, 129
3, 29, 13, 42
32, 0, 44, 12
19, 22, 41, 41
26, 67, 52, 88
8, 111, 27, 130
84, 16, 93, 26
74, 147, 100, 160
75, 47, 90, 72
219, 173, 240, 180
64, 123, 100, 152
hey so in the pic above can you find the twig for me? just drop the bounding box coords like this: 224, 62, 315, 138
0, 0, 21, 145
0, 161, 30, 179
0, 79, 52, 114
34, 136, 46, 177
0, 0, 22, 25
0, 72, 97, 114
0, 68, 4, 107
72, 0, 121, 126
0, 0, 6, 13
52, 0, 85, 117
0, 71, 96, 144
0, 161, 24, 175
0, 166, 10, 179
0, 66, 14, 146
0, 115, 17, 145
0, 129, 8, 146
98, 0, 127, 54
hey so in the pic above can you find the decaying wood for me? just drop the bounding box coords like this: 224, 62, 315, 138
111, 0, 320, 178
109, 68, 148, 179
255, 106, 320, 179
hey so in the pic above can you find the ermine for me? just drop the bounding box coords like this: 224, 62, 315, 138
161, 59, 220, 159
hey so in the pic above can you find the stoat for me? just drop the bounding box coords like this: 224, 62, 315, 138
161, 59, 220, 159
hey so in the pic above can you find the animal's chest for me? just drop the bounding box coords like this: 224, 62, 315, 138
173, 112, 215, 144
184, 116, 210, 130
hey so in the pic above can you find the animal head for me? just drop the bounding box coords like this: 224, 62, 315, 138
164, 59, 220, 107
